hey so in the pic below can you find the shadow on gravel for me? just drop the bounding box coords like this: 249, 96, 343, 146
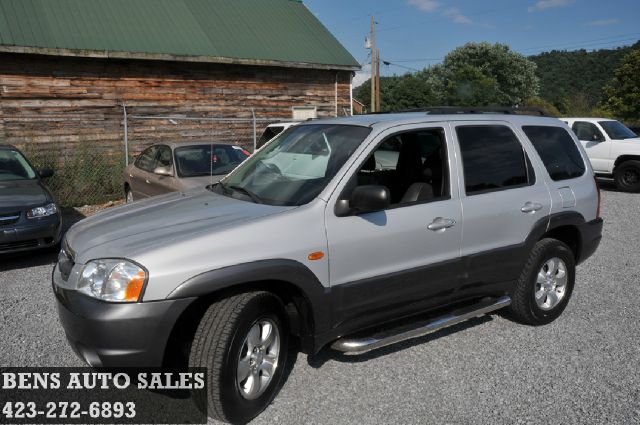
307, 315, 493, 367
0, 208, 86, 272
597, 177, 621, 192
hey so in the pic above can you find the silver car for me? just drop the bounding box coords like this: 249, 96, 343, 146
55, 111, 602, 423
124, 141, 250, 201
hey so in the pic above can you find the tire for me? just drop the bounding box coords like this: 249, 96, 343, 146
189, 291, 289, 424
508, 238, 576, 326
614, 160, 640, 192
125, 187, 134, 203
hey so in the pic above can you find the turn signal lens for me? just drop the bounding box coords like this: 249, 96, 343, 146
124, 271, 146, 301
308, 251, 325, 261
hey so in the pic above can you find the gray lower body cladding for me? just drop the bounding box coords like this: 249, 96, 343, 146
54, 284, 194, 367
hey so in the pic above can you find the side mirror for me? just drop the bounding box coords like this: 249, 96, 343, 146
154, 166, 173, 176
38, 168, 54, 179
335, 185, 390, 217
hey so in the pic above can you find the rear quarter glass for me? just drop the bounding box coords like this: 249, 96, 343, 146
522, 126, 586, 181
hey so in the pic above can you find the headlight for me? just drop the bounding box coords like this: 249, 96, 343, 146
27, 203, 58, 219
78, 259, 146, 302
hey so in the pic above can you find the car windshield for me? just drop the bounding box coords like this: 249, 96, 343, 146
175, 144, 249, 177
598, 121, 637, 140
0, 149, 37, 181
214, 124, 371, 206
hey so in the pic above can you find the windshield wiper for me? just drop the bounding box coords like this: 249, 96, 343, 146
228, 185, 263, 204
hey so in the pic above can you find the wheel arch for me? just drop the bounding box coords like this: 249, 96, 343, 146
162, 260, 330, 366
614, 155, 640, 169
529, 212, 586, 264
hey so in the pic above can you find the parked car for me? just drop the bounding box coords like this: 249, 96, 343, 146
54, 111, 602, 423
124, 141, 250, 201
0, 145, 61, 254
256, 121, 300, 149
563, 117, 640, 192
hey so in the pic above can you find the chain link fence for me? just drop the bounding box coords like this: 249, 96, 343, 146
15, 110, 283, 206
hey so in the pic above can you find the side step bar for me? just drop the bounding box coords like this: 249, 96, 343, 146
331, 296, 511, 355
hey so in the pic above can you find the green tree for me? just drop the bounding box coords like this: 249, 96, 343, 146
603, 48, 640, 121
441, 42, 539, 106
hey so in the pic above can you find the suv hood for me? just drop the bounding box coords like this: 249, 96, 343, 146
66, 190, 294, 263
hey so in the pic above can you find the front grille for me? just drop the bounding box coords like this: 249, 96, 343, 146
0, 240, 38, 251
0, 212, 20, 226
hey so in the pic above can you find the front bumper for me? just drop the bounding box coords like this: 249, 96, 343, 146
53, 274, 195, 367
0, 213, 61, 254
578, 217, 603, 264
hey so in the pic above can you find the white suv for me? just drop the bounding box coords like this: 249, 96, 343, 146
563, 117, 640, 192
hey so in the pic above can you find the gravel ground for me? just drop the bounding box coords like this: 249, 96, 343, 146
1, 183, 639, 424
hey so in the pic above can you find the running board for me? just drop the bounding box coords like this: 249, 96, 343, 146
331, 296, 511, 355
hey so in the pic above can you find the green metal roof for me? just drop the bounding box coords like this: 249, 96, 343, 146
0, 0, 359, 70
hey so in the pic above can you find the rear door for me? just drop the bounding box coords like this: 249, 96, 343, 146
451, 122, 551, 298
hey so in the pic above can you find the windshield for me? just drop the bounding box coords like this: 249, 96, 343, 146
0, 149, 37, 181
175, 144, 249, 177
215, 124, 371, 206
598, 121, 637, 140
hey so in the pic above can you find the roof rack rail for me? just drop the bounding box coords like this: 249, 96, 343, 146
398, 106, 548, 116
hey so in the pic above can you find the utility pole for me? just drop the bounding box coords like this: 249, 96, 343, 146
376, 48, 381, 112
370, 15, 376, 113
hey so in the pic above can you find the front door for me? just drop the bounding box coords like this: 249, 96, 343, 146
146, 145, 177, 196
571, 121, 611, 173
325, 123, 463, 332
130, 145, 158, 199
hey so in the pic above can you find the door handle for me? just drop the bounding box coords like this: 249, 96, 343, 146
145, 179, 151, 184
428, 217, 456, 231
521, 201, 543, 213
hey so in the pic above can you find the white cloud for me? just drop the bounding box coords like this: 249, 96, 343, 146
353, 66, 371, 88
585, 19, 620, 26
528, 0, 573, 13
443, 8, 472, 24
407, 0, 440, 13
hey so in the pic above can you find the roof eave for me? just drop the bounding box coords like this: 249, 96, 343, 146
0, 45, 361, 72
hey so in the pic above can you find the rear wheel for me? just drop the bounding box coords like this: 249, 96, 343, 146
189, 291, 289, 424
509, 238, 575, 325
614, 160, 640, 192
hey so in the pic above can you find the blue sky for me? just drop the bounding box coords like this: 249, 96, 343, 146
304, 0, 640, 86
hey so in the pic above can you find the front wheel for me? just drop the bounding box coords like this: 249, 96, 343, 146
508, 238, 576, 325
189, 291, 289, 424
125, 187, 134, 203
614, 160, 640, 192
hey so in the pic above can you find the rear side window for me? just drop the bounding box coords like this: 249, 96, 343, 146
456, 125, 531, 195
522, 126, 585, 181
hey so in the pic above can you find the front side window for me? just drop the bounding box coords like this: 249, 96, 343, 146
135, 146, 158, 172
598, 120, 637, 140
0, 149, 37, 181
572, 121, 605, 142
156, 146, 173, 169
175, 145, 247, 177
216, 124, 371, 206
456, 125, 531, 195
343, 128, 449, 206
522, 126, 585, 181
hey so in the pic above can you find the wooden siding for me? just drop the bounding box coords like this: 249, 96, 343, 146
0, 53, 352, 158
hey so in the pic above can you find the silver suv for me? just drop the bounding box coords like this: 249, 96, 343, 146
53, 110, 603, 423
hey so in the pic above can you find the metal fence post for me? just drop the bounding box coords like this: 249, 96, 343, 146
122, 101, 129, 166
251, 108, 257, 152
